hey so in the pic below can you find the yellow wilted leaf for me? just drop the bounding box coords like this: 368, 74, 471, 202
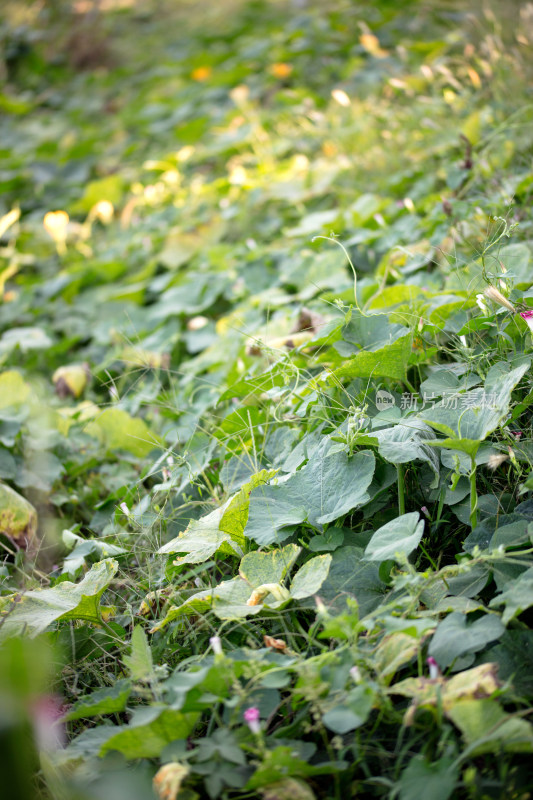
0, 483, 38, 553
246, 331, 314, 356
461, 111, 482, 145
87, 407, 160, 457
360, 33, 388, 57
390, 662, 500, 724
259, 778, 317, 800
0, 208, 20, 239
153, 762, 190, 800
120, 347, 169, 369
467, 67, 482, 89
247, 584, 291, 606
53, 364, 89, 399
0, 371, 31, 409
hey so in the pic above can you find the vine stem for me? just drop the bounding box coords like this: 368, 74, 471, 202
469, 457, 478, 529
397, 464, 405, 516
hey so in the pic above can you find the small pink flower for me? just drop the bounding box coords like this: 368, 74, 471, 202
426, 656, 441, 680
421, 506, 430, 518
520, 309, 533, 333
243, 706, 261, 734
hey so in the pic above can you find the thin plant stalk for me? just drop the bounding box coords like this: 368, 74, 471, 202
397, 464, 405, 516
469, 457, 478, 529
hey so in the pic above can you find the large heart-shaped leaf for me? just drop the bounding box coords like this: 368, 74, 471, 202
0, 559, 118, 639
245, 446, 375, 545
364, 513, 424, 562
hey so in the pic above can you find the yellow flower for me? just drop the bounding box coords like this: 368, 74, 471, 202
91, 200, 114, 224
270, 62, 293, 79
191, 66, 211, 81
43, 211, 69, 253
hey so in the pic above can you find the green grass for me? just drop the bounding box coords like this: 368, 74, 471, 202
2, 1, 533, 798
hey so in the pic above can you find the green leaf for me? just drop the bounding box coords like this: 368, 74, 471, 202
0, 559, 118, 639
426, 437, 480, 458
123, 625, 154, 682
421, 361, 530, 443
150, 577, 261, 630
245, 746, 345, 790
243, 483, 306, 546
219, 469, 277, 546
489, 566, 533, 624
398, 756, 458, 800
245, 447, 375, 545
0, 327, 53, 355
319, 546, 387, 615
485, 630, 533, 695
63, 680, 132, 722
290, 555, 332, 600
158, 503, 242, 564
339, 312, 410, 352
334, 335, 412, 381
308, 528, 345, 552
498, 242, 532, 288
428, 612, 505, 669
364, 512, 425, 562
72, 175, 125, 214
159, 470, 276, 564
239, 544, 300, 587
373, 421, 439, 479
322, 685, 374, 733
87, 408, 160, 457
322, 706, 364, 735
98, 706, 199, 759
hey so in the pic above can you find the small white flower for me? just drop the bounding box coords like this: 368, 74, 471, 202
331, 88, 351, 107
476, 294, 489, 314
209, 635, 223, 656
119, 502, 129, 516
